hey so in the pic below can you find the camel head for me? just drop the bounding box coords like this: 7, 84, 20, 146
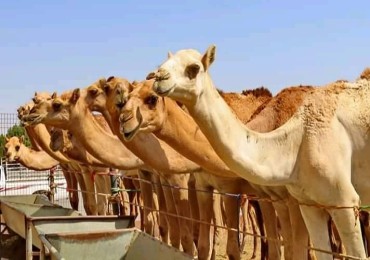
4, 136, 25, 162
147, 45, 216, 105
84, 78, 108, 112
49, 128, 73, 152
17, 101, 35, 120
22, 89, 81, 128
119, 79, 164, 141
100, 76, 133, 115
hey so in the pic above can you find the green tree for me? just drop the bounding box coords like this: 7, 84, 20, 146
0, 124, 31, 157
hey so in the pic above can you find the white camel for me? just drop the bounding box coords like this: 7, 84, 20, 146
148, 45, 370, 259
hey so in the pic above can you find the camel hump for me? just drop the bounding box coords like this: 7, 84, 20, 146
242, 87, 272, 98
359, 67, 370, 80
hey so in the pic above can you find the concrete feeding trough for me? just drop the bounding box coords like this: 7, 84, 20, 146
40, 228, 193, 260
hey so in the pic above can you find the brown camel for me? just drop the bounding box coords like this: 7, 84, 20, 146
49, 127, 111, 215
81, 82, 200, 254
17, 102, 79, 211
118, 78, 315, 260
5, 136, 59, 170
21, 91, 173, 247
116, 79, 273, 260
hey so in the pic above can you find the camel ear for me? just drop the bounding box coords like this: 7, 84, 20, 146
98, 78, 107, 89
201, 45, 216, 71
168, 51, 173, 58
51, 92, 57, 99
19, 135, 24, 144
5, 136, 9, 142
70, 89, 80, 104
107, 76, 115, 82
34, 91, 38, 97
128, 83, 135, 92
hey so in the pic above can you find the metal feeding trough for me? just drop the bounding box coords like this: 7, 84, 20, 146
0, 195, 135, 260
40, 228, 193, 260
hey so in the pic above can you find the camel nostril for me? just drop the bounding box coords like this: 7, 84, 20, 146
30, 107, 36, 114
116, 102, 125, 110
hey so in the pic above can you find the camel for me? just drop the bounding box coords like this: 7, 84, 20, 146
23, 93, 164, 240
149, 45, 370, 259
109, 77, 271, 260
87, 77, 237, 256
4, 136, 59, 170
18, 99, 107, 215
17, 102, 80, 211
49, 127, 112, 215
84, 79, 205, 255
22, 89, 198, 254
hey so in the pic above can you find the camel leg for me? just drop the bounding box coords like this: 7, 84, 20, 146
212, 192, 227, 260
159, 176, 181, 249
137, 170, 156, 236
223, 195, 240, 260
123, 177, 137, 216
118, 178, 130, 216
188, 174, 200, 247
273, 201, 293, 260
81, 173, 98, 215
94, 174, 108, 215
247, 202, 259, 259
329, 207, 366, 259
153, 175, 169, 243
300, 206, 332, 260
61, 168, 79, 210
196, 185, 214, 260
168, 174, 196, 256
288, 196, 310, 260
259, 201, 281, 260
74, 173, 93, 215
132, 178, 144, 230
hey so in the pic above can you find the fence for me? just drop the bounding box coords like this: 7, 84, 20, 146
0, 113, 366, 259
0, 113, 84, 212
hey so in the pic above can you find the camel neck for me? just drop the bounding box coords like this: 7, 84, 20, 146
18, 146, 58, 170
186, 75, 302, 185
106, 110, 201, 174
30, 124, 71, 164
156, 99, 236, 178
67, 103, 144, 170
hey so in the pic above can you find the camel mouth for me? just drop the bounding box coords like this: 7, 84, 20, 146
121, 120, 142, 142
154, 83, 176, 97
21, 114, 43, 126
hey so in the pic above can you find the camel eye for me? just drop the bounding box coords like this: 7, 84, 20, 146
4, 147, 8, 152
89, 88, 98, 96
145, 95, 158, 108
15, 146, 20, 151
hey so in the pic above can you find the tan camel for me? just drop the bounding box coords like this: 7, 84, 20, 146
22, 91, 179, 249
17, 102, 79, 211
84, 79, 204, 254
112, 78, 272, 260
49, 128, 111, 215
119, 79, 311, 260
5, 136, 59, 170
90, 78, 248, 255
18, 99, 103, 215
150, 46, 370, 259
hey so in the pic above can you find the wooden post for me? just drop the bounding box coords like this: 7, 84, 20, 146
49, 166, 56, 203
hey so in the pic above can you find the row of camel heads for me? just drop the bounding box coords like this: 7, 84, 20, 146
5, 44, 370, 260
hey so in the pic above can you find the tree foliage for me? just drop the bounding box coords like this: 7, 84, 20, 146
0, 124, 31, 157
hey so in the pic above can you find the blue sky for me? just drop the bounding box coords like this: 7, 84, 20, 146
1, 0, 370, 113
